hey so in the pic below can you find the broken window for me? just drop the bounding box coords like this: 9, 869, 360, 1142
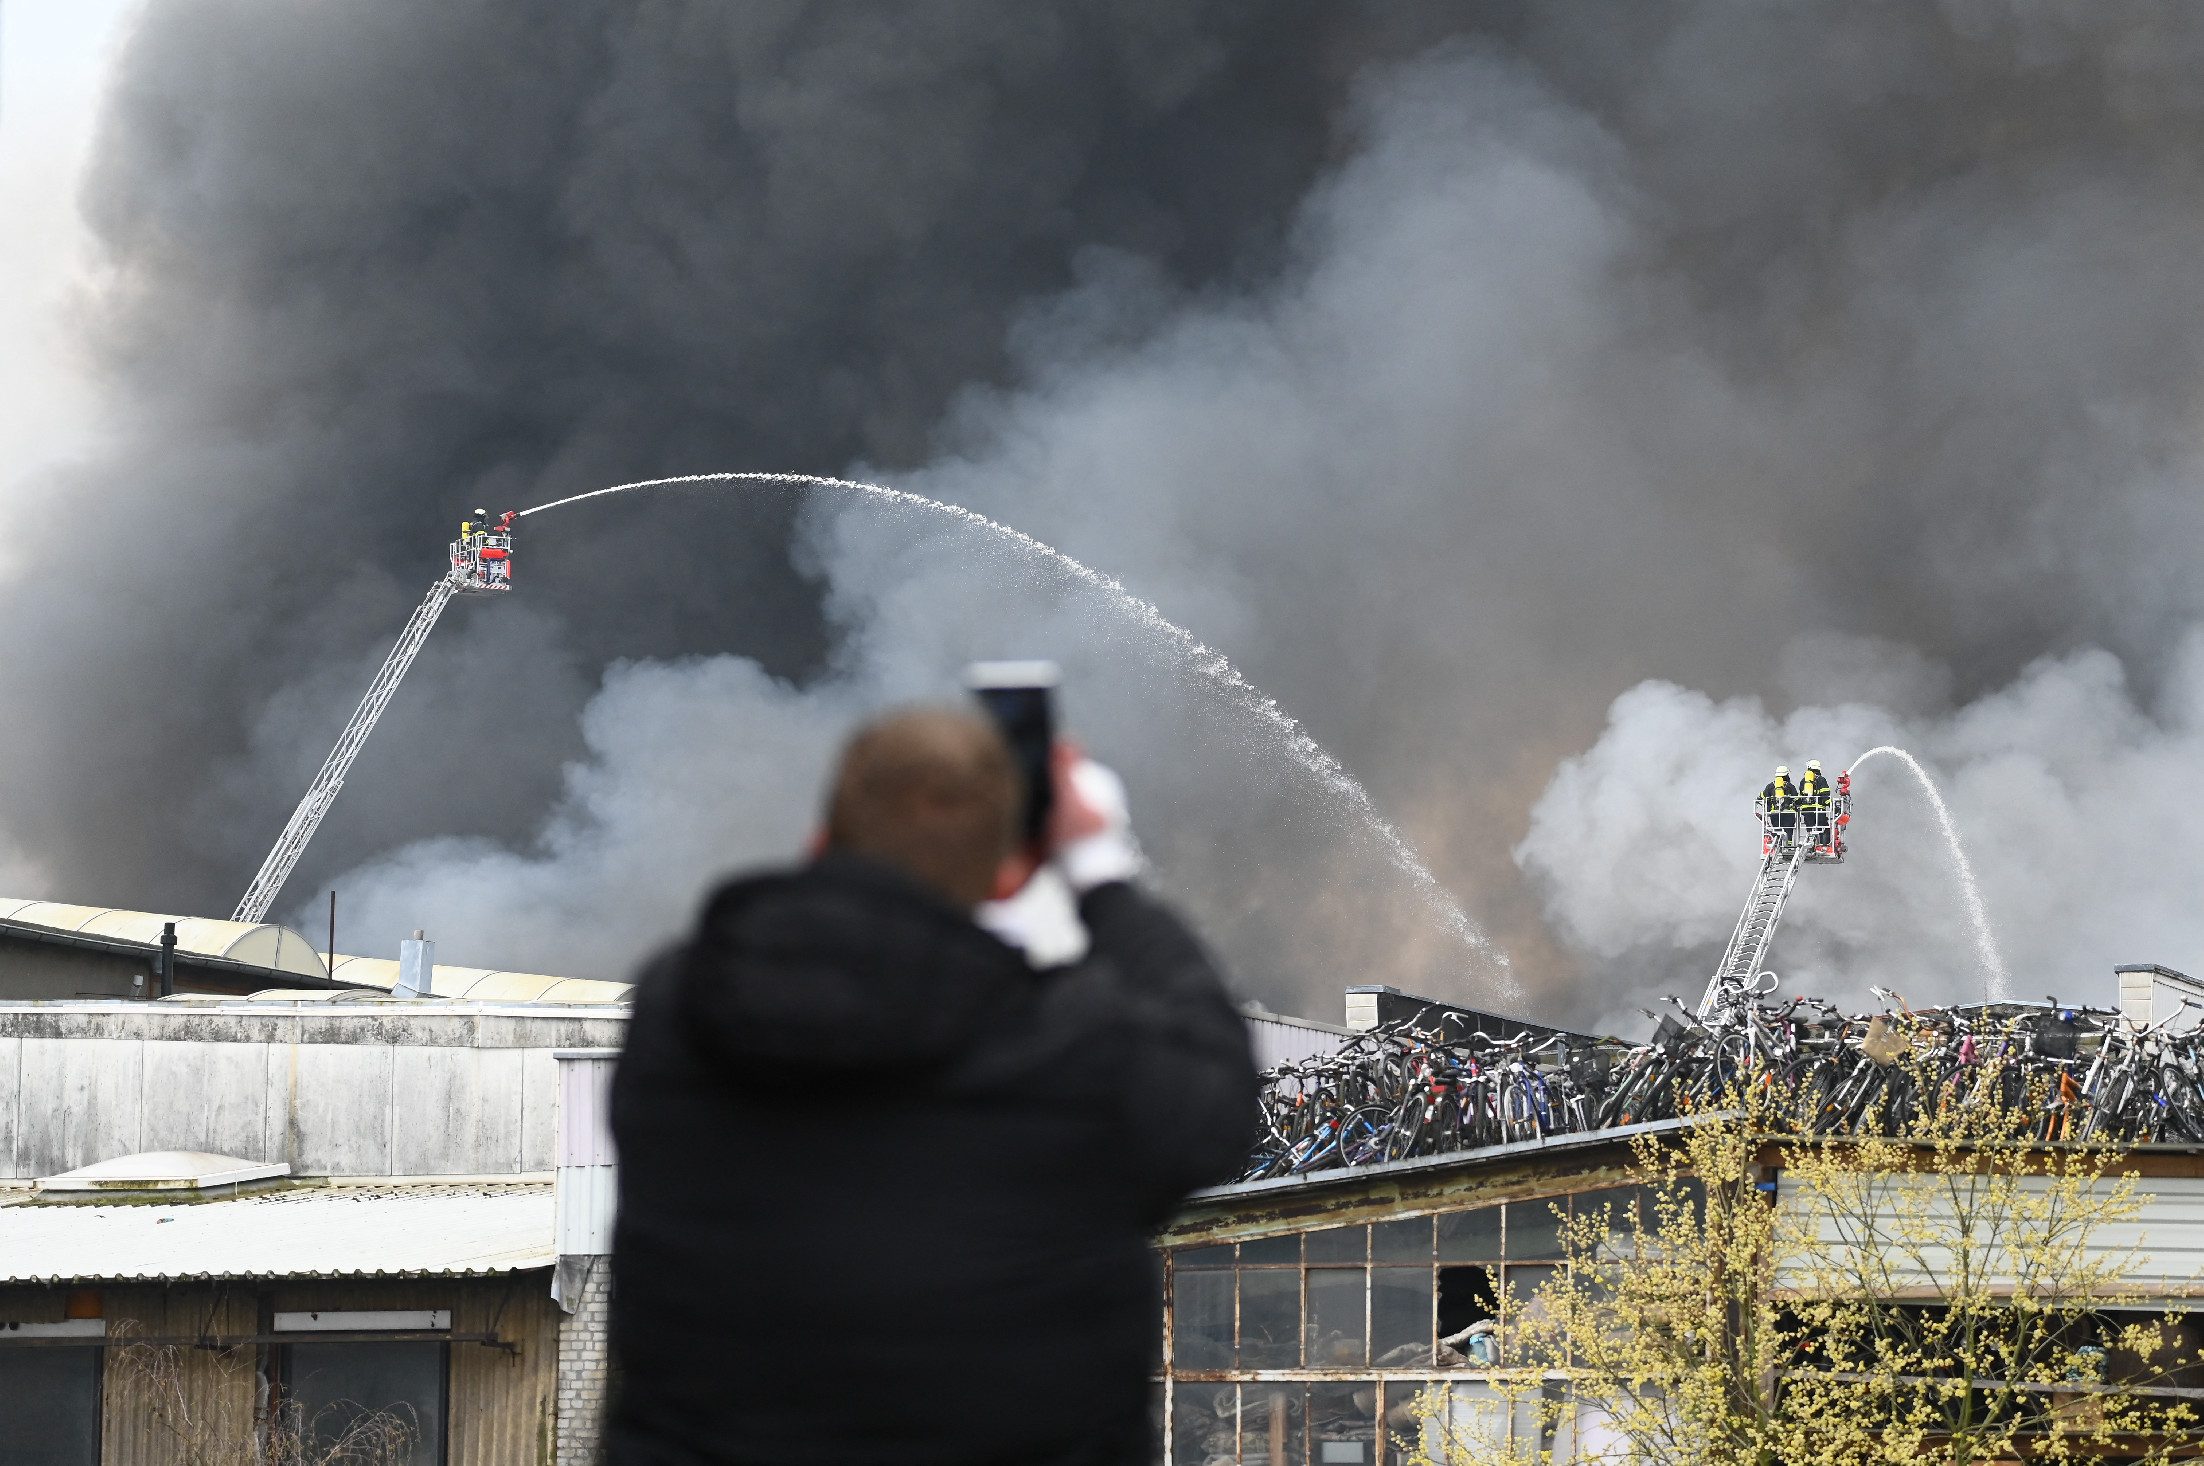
1160, 1187, 1635, 1461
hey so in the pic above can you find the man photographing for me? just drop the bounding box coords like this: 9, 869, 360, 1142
608, 704, 1260, 1466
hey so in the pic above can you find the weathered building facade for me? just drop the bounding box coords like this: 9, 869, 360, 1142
0, 1000, 624, 1465
1152, 1128, 2204, 1464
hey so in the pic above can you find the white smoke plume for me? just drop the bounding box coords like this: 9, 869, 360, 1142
1519, 632, 2204, 1032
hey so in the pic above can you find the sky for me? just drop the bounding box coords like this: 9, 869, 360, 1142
0, 0, 139, 529
8, 5, 2204, 1036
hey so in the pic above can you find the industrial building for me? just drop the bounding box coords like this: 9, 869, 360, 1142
9, 878, 2204, 1466
0, 980, 620, 1464
0, 899, 632, 1004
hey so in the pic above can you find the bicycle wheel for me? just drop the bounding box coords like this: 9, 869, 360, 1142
1385, 1101, 1430, 1162
1338, 1106, 1393, 1167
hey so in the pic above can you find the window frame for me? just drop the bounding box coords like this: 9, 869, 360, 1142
1158, 1185, 1646, 1463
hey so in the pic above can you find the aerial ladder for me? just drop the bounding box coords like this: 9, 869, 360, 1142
231, 512, 516, 924
1695, 768, 1852, 1018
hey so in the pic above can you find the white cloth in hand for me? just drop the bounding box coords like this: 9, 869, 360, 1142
1053, 758, 1145, 893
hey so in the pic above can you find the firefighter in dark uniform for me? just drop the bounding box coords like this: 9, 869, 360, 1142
1797, 760, 1833, 850
1760, 765, 1798, 848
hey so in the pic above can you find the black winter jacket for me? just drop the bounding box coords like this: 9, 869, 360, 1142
606, 853, 1259, 1466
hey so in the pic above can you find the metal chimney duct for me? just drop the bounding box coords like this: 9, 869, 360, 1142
395, 930, 434, 1000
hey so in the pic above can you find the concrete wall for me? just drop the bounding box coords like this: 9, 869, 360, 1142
0, 1003, 626, 1180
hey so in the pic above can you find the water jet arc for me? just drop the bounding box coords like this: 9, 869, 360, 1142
521, 471, 1513, 991
1848, 745, 2009, 999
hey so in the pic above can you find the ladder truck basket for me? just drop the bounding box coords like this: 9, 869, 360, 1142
450, 510, 517, 595
1759, 769, 1852, 864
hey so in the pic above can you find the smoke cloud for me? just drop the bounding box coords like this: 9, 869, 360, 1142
1519, 630, 2204, 1031
11, 4, 2204, 1025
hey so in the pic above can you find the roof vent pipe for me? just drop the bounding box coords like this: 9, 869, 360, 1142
396, 930, 433, 1000
157, 922, 177, 998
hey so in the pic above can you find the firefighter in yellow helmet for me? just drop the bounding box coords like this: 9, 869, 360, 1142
1759, 765, 1797, 848
1797, 759, 1834, 851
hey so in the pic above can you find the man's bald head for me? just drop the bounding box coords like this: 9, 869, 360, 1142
825, 706, 1021, 908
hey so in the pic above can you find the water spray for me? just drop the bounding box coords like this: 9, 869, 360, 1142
234, 473, 1509, 995
520, 471, 1513, 993
1848, 745, 2009, 1000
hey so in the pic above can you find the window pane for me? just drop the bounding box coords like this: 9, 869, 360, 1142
1570, 1188, 1639, 1263
0, 1348, 99, 1465
1503, 1264, 1560, 1328
1513, 1380, 1570, 1459
1310, 1381, 1379, 1464
1421, 1381, 1504, 1460
1435, 1206, 1502, 1262
1243, 1384, 1305, 1466
1505, 1201, 1566, 1260
1307, 1268, 1366, 1367
1174, 1269, 1235, 1370
1304, 1225, 1367, 1264
1240, 1270, 1301, 1368
282, 1341, 444, 1466
1240, 1234, 1302, 1266
1173, 1382, 1236, 1466
1177, 1243, 1235, 1269
1370, 1267, 1434, 1367
1371, 1217, 1430, 1263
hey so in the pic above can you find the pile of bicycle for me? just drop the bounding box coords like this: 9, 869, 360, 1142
1239, 981, 2204, 1183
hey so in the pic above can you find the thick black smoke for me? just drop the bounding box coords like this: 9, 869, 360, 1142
0, 0, 1452, 908
11, 3, 2204, 1027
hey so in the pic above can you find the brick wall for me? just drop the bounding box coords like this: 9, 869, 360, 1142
555, 1257, 613, 1465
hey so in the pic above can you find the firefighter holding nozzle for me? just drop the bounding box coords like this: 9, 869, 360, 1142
1760, 764, 1798, 848
1797, 759, 1834, 851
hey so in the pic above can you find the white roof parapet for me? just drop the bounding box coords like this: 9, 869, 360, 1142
0, 1184, 554, 1283
328, 954, 631, 1005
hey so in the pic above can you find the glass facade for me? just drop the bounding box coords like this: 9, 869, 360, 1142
1159, 1188, 1639, 1465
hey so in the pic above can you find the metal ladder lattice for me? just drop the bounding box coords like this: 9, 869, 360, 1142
231, 576, 457, 924
1697, 842, 1807, 1017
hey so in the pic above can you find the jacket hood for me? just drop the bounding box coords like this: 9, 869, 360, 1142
678, 852, 1033, 1074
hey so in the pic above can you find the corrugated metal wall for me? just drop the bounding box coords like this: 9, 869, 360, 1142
100, 1285, 259, 1466
269, 1277, 558, 1466
451, 1281, 557, 1466
1244, 1013, 1349, 1072
16, 1275, 561, 1464
556, 1052, 619, 1258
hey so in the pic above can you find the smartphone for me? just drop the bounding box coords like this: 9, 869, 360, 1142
963, 660, 1059, 845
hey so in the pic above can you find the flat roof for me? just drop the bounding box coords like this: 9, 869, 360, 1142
0, 1183, 553, 1283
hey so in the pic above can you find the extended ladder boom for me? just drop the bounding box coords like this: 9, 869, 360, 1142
1697, 842, 1806, 1018
232, 577, 456, 923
